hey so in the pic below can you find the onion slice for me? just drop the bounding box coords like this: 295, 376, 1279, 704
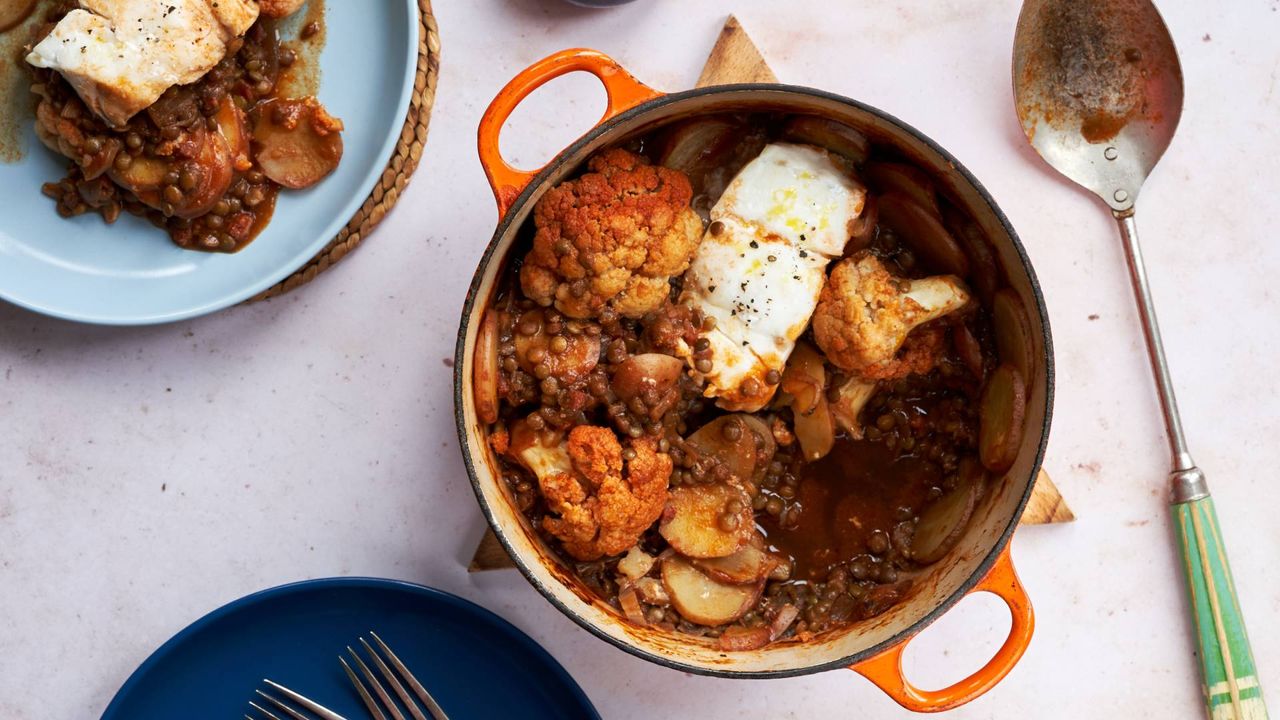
865, 162, 941, 218
952, 322, 986, 381
618, 585, 647, 625
781, 116, 870, 165
768, 604, 800, 641
877, 192, 970, 277
780, 342, 826, 415
991, 289, 1035, 388
978, 364, 1027, 473
473, 310, 500, 424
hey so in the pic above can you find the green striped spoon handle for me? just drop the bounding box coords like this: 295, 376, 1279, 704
1174, 494, 1268, 719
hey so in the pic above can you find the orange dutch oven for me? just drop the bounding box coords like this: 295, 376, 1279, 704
455, 49, 1052, 712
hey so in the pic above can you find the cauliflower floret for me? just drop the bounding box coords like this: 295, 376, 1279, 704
520, 148, 704, 319
829, 375, 878, 439
258, 0, 307, 18
507, 421, 672, 561
813, 253, 970, 378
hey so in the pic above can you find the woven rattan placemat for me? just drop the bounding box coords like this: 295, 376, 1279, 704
249, 0, 440, 302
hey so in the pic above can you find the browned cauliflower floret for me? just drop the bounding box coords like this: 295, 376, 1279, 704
520, 148, 704, 319
506, 421, 671, 561
258, 0, 307, 18
813, 253, 970, 378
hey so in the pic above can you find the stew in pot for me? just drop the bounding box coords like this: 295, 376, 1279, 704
475, 112, 1031, 650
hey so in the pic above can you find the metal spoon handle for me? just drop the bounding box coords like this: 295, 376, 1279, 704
1117, 214, 1268, 718
1115, 213, 1195, 474
1173, 497, 1269, 719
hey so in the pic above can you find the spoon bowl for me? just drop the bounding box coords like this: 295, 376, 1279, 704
1013, 0, 1184, 213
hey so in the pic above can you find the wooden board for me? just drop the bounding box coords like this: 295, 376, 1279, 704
696, 16, 777, 87
468, 15, 1073, 573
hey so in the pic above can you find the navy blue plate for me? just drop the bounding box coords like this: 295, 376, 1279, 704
100, 577, 599, 720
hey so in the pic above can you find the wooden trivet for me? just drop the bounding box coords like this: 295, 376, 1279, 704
249, 0, 440, 302
468, 15, 1071, 572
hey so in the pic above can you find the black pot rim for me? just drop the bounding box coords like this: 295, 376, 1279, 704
453, 82, 1055, 679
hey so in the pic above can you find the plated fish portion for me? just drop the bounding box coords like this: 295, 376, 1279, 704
27, 0, 259, 127
678, 142, 866, 411
23, 0, 345, 253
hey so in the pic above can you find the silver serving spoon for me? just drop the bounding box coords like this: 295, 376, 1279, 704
1013, 1, 1268, 717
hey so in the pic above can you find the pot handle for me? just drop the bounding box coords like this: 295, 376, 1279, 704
850, 546, 1034, 712
477, 49, 663, 218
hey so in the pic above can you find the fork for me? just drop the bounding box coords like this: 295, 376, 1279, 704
246, 679, 349, 720
341, 631, 450, 720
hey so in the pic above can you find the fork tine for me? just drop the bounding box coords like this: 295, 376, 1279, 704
255, 691, 311, 720
248, 699, 289, 720
348, 646, 407, 720
263, 680, 349, 720
369, 632, 450, 720
358, 637, 428, 720
341, 656, 387, 720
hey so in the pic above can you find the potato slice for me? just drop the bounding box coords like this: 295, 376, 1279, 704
513, 309, 601, 384
992, 289, 1035, 387
693, 542, 776, 585
911, 472, 979, 564
685, 416, 758, 483
174, 130, 235, 219
253, 97, 344, 190
109, 154, 168, 194
109, 129, 233, 218
662, 557, 761, 626
659, 484, 753, 559
979, 364, 1027, 473
718, 625, 771, 651
878, 192, 970, 277
611, 353, 683, 403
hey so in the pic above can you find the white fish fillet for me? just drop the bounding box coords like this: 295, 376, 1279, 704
679, 143, 865, 411
26, 0, 259, 128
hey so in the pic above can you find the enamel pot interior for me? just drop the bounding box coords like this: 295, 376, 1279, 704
455, 86, 1054, 677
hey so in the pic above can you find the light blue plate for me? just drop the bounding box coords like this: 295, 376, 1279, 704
0, 1, 419, 325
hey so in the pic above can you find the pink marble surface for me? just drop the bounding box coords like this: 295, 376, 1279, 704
1, 1, 1277, 717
